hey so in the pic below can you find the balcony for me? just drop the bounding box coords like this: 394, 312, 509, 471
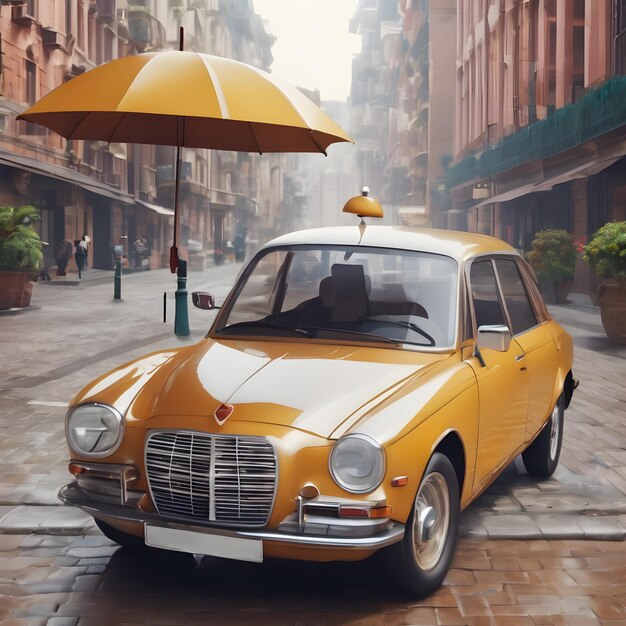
448, 76, 626, 188
95, 0, 115, 23
156, 162, 191, 186
11, 3, 37, 25
128, 9, 166, 51
41, 27, 67, 51
232, 174, 259, 200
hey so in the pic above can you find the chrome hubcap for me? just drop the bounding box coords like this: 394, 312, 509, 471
549, 403, 560, 460
412, 472, 450, 571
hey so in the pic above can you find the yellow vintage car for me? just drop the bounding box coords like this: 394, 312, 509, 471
60, 200, 576, 597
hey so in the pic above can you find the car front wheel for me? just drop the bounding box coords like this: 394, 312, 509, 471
384, 452, 460, 597
522, 393, 564, 478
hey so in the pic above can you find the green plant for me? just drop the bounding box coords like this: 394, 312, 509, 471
527, 229, 577, 283
583, 221, 626, 282
0, 205, 43, 273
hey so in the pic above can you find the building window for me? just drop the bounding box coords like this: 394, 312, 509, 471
615, 0, 626, 75
65, 0, 72, 35
77, 1, 85, 50
25, 60, 36, 105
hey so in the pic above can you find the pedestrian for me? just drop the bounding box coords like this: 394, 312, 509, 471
55, 238, 73, 277
74, 236, 88, 279
133, 235, 148, 268
39, 241, 51, 281
234, 233, 246, 262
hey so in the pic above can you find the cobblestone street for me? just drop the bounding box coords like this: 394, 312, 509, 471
1, 265, 625, 624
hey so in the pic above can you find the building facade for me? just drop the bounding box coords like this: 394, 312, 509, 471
0, 0, 278, 275
348, 0, 456, 227
448, 0, 626, 293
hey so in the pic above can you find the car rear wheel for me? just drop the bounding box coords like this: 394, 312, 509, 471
522, 393, 564, 478
384, 452, 460, 597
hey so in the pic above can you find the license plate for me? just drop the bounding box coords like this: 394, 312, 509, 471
144, 524, 263, 563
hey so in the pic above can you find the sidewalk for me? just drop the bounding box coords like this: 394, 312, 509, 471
0, 277, 625, 541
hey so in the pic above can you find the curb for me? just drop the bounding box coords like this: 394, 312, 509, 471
0, 305, 41, 316
460, 511, 626, 541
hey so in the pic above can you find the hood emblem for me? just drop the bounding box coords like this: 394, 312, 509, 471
214, 403, 234, 425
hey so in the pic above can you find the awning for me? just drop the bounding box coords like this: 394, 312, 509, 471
533, 157, 621, 192
473, 182, 539, 208
0, 149, 134, 203
473, 156, 621, 208
136, 199, 174, 216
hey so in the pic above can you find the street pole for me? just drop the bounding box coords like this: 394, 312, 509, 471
174, 258, 189, 336
114, 259, 122, 300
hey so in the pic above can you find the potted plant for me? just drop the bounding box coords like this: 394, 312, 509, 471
583, 221, 626, 343
527, 229, 577, 304
0, 205, 43, 309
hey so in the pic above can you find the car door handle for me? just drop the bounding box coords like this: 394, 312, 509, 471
514, 354, 525, 362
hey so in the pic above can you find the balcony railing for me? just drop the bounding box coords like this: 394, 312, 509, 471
448, 76, 626, 188
231, 174, 259, 199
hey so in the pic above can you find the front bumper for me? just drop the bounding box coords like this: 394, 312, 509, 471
59, 481, 405, 551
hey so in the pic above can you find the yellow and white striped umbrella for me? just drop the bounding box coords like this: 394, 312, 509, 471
17, 51, 352, 154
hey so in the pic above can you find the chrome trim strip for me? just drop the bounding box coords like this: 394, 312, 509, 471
59, 482, 404, 550
68, 461, 139, 505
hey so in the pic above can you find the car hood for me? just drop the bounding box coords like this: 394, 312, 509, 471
97, 339, 449, 440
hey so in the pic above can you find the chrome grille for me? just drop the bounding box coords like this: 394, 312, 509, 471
145, 431, 277, 527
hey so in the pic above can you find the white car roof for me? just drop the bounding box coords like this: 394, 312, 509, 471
262, 225, 517, 263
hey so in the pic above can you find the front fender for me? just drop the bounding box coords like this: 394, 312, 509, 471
383, 384, 479, 523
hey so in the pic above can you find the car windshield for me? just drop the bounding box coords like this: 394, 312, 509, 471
215, 245, 458, 348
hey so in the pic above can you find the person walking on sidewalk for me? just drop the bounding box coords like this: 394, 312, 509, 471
133, 235, 149, 268
74, 235, 88, 279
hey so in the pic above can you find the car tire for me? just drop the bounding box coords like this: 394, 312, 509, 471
384, 452, 460, 598
522, 393, 564, 478
95, 518, 148, 551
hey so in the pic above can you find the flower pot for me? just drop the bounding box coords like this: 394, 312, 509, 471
554, 278, 573, 304
0, 271, 34, 309
541, 279, 573, 305
597, 283, 626, 344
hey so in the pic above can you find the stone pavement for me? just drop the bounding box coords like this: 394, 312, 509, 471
1, 269, 626, 623
0, 534, 626, 624
0, 272, 625, 541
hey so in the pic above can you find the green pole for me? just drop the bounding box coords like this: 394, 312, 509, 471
114, 259, 122, 300
174, 258, 190, 336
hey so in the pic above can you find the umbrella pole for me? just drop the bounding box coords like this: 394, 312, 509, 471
172, 25, 190, 337
173, 142, 190, 337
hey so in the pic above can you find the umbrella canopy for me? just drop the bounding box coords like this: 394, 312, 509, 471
17, 51, 352, 154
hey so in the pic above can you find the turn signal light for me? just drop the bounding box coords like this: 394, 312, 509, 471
338, 507, 369, 518
338, 505, 392, 518
68, 463, 86, 475
391, 475, 408, 487
369, 505, 392, 518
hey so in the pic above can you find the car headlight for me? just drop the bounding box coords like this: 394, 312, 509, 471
329, 434, 385, 494
66, 403, 124, 457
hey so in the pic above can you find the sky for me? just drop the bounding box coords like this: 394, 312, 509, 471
253, 0, 361, 102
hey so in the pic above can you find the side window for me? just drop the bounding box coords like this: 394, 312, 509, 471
495, 259, 539, 335
470, 260, 507, 329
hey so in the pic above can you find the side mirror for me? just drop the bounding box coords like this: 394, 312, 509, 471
192, 291, 217, 310
477, 324, 511, 352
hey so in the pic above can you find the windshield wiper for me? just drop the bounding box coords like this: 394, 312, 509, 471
359, 318, 436, 346
219, 321, 312, 337
299, 326, 399, 344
